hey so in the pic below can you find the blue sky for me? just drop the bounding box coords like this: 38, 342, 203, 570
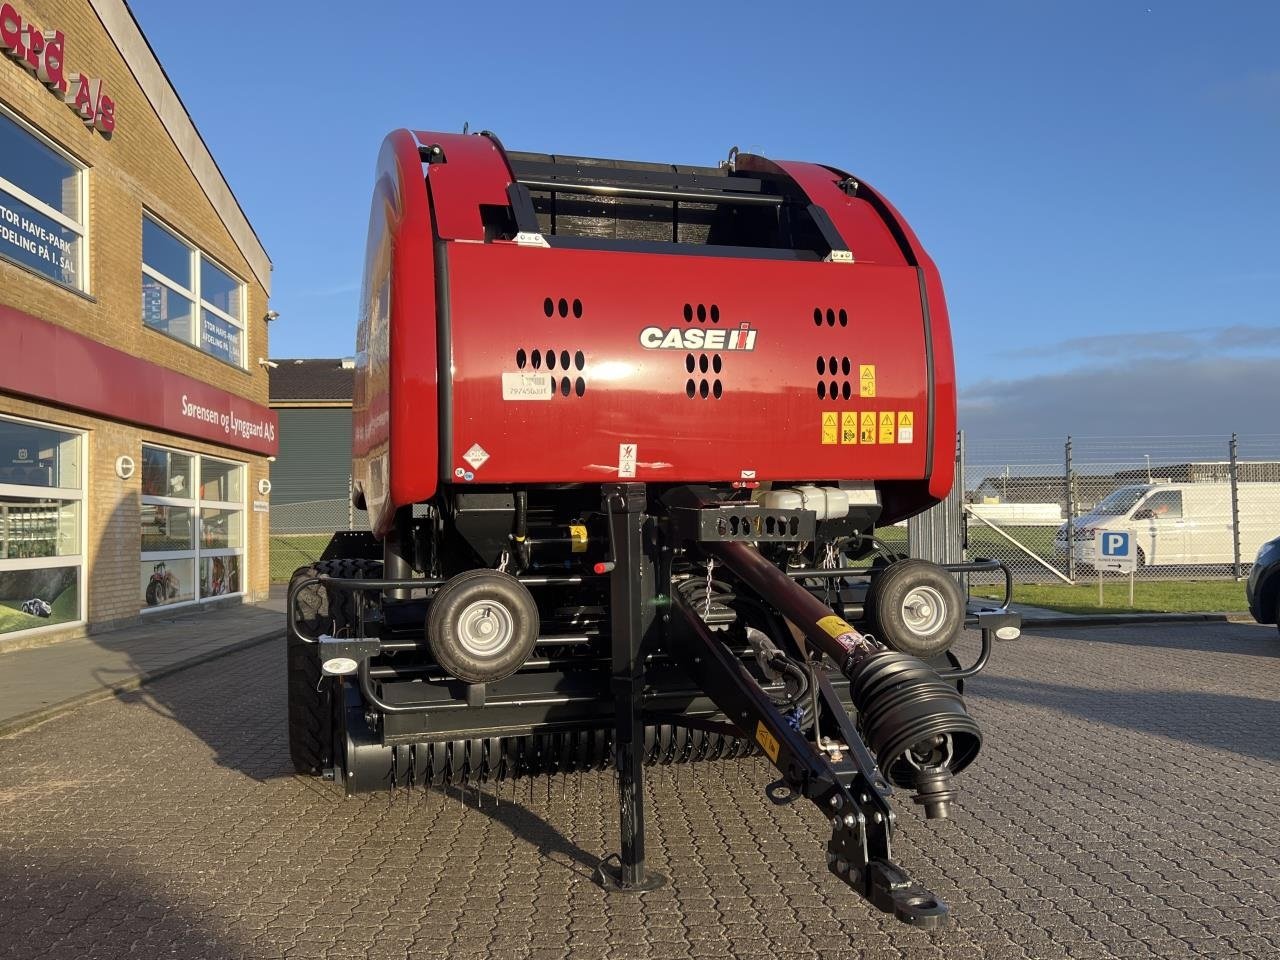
131, 0, 1279, 436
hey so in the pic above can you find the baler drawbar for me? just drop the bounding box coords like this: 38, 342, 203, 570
285, 128, 1021, 928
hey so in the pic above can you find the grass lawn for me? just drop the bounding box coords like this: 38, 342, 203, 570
972, 579, 1248, 615
270, 535, 333, 582
965, 524, 1058, 561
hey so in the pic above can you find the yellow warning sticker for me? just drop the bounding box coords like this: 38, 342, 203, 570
860, 411, 877, 444
821, 411, 838, 445
859, 364, 877, 398
569, 524, 588, 553
841, 411, 858, 444
879, 411, 896, 445
817, 615, 856, 638
755, 721, 780, 762
897, 411, 914, 444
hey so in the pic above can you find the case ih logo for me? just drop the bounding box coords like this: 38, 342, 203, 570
639, 322, 758, 351
1, 2, 116, 133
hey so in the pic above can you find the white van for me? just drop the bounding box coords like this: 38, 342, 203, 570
1054, 482, 1280, 567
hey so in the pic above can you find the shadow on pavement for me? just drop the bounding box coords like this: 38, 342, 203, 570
0, 855, 247, 960
978, 673, 1280, 762
1031, 619, 1280, 657
438, 782, 604, 881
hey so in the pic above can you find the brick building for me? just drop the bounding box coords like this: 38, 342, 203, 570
0, 0, 276, 646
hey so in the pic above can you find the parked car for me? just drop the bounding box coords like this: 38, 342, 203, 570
1054, 482, 1280, 568
1246, 534, 1280, 634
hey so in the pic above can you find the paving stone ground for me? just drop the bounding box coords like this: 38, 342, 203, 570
0, 620, 1277, 959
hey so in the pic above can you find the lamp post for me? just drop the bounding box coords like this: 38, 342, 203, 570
1144, 455, 1151, 483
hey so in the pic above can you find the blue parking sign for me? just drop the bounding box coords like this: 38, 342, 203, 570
1101, 532, 1130, 557
1094, 529, 1136, 572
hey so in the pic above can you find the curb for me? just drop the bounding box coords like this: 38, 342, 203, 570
1019, 612, 1243, 628
0, 628, 283, 739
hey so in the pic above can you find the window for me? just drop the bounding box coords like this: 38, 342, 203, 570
1142, 490, 1183, 520
0, 107, 87, 291
140, 445, 244, 609
0, 416, 85, 637
142, 214, 245, 367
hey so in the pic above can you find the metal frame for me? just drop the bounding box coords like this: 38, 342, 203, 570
286, 486, 1019, 924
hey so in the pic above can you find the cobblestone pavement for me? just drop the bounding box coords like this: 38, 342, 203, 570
1, 621, 1277, 960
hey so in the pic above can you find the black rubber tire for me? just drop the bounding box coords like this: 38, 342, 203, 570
145, 580, 162, 607
286, 557, 382, 776
865, 558, 965, 659
426, 569, 539, 683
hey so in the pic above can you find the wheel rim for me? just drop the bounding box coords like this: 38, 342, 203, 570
900, 585, 947, 636
456, 599, 516, 657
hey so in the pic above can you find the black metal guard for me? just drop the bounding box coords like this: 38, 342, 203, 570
786, 557, 1014, 611
285, 573, 598, 644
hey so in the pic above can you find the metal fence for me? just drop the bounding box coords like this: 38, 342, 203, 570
269, 479, 368, 580
957, 433, 1280, 583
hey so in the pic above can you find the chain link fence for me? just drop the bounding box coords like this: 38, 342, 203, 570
269, 478, 368, 580
956, 433, 1280, 583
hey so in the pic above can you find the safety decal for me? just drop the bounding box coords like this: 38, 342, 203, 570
502, 371, 553, 400
833, 632, 861, 653
859, 364, 876, 398
821, 411, 838, 445
740, 469, 757, 480
754, 721, 780, 762
817, 615, 856, 639
841, 412, 858, 444
618, 443, 637, 478
569, 524, 588, 553
898, 411, 915, 444
859, 412, 877, 444
463, 443, 490, 470
878, 412, 896, 445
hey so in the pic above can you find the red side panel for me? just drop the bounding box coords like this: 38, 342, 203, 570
767, 158, 958, 504
353, 130, 438, 539
358, 129, 957, 525
839, 177, 958, 502
412, 131, 513, 241
445, 244, 930, 488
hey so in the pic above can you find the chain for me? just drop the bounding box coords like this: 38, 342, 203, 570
821, 541, 839, 569
497, 550, 510, 573
703, 558, 716, 620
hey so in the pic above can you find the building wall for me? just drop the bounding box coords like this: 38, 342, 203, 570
1, 0, 269, 407
272, 408, 354, 505
0, 0, 273, 646
2, 394, 272, 626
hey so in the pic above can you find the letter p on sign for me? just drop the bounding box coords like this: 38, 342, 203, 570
1102, 532, 1128, 557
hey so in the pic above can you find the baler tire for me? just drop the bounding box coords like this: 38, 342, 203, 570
286, 557, 383, 776
865, 559, 964, 659
427, 569, 539, 684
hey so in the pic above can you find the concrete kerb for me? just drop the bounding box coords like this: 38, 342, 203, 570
0, 627, 283, 739
1017, 610, 1247, 629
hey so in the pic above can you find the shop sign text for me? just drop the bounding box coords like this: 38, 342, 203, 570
0, 2, 116, 133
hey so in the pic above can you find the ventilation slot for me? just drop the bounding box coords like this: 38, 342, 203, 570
684, 352, 724, 399
543, 297, 584, 318
816, 355, 854, 399
682, 303, 721, 323
813, 306, 849, 328
515, 348, 587, 397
